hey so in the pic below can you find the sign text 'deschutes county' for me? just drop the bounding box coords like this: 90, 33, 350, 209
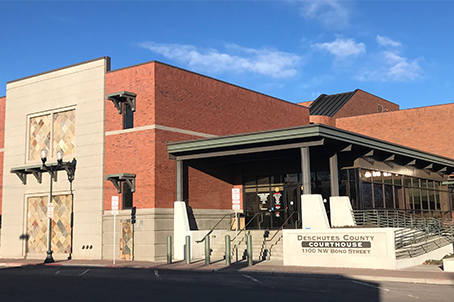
297, 234, 374, 255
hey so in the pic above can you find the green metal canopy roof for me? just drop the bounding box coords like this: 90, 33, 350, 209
167, 124, 454, 174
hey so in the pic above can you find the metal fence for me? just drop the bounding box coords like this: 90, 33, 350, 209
352, 209, 454, 259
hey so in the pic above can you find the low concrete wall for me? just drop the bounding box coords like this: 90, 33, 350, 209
186, 230, 230, 260
443, 257, 454, 272
301, 195, 330, 230
102, 208, 173, 262
330, 196, 356, 227
283, 228, 397, 269
173, 204, 233, 261
190, 209, 234, 231
397, 245, 453, 269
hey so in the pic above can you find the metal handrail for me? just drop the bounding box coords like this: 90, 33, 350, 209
266, 211, 300, 243
352, 209, 454, 258
257, 213, 264, 230
196, 213, 234, 243
230, 212, 263, 242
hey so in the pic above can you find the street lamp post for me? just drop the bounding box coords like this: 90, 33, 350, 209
41, 148, 62, 263
41, 148, 77, 264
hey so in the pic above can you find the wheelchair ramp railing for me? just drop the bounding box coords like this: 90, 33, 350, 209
353, 210, 454, 259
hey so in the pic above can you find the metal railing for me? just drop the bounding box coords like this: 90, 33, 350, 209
230, 212, 263, 243
196, 213, 234, 243
352, 209, 454, 258
267, 211, 300, 243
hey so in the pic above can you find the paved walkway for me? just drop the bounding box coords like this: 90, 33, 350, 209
1, 257, 454, 285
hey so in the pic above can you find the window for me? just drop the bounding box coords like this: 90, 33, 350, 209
123, 103, 134, 129
106, 91, 136, 130
377, 104, 383, 113
122, 182, 133, 209
29, 109, 75, 161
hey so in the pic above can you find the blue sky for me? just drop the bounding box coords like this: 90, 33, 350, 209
1, 1, 453, 109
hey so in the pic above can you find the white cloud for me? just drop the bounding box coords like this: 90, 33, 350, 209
312, 38, 366, 58
356, 35, 420, 82
383, 51, 421, 81
376, 35, 401, 48
357, 51, 421, 82
139, 42, 301, 78
300, 0, 350, 28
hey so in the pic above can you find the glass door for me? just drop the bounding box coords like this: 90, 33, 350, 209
243, 174, 302, 229
284, 184, 301, 228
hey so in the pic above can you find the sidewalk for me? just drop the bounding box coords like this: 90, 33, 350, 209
1, 257, 454, 285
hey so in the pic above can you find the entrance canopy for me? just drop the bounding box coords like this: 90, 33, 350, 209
168, 124, 454, 177
168, 124, 454, 226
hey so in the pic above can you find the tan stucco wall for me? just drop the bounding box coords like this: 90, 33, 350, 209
0, 58, 108, 259
102, 208, 174, 262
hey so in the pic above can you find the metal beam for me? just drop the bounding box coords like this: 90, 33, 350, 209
175, 139, 324, 161
109, 178, 122, 193
384, 154, 395, 162
340, 144, 352, 152
13, 171, 27, 185
31, 170, 42, 184
106, 173, 136, 194
125, 178, 135, 193
364, 150, 375, 157
107, 91, 137, 114
405, 159, 417, 166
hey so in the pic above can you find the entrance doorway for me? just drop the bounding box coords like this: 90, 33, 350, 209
243, 174, 301, 230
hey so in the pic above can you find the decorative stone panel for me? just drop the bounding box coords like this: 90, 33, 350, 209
120, 219, 133, 260
27, 194, 72, 255
29, 115, 51, 161
53, 110, 75, 157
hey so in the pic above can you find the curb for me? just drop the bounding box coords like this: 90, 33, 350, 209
346, 274, 454, 285
1, 261, 453, 285
0, 263, 30, 267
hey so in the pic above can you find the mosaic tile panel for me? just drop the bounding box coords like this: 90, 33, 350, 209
27, 194, 72, 255
51, 194, 72, 253
53, 110, 75, 157
29, 114, 51, 161
27, 196, 48, 253
120, 219, 133, 260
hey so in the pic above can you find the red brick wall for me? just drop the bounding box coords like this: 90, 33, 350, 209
105, 62, 156, 132
154, 130, 201, 209
153, 63, 309, 210
0, 96, 4, 215
336, 103, 454, 159
187, 166, 233, 210
104, 62, 157, 210
334, 90, 399, 118
154, 62, 309, 135
104, 61, 311, 210
104, 130, 157, 210
154, 128, 238, 210
310, 115, 336, 126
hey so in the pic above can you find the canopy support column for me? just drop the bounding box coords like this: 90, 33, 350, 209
176, 160, 184, 201
301, 147, 311, 194
330, 153, 339, 196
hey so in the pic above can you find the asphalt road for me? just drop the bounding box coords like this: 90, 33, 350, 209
0, 265, 452, 302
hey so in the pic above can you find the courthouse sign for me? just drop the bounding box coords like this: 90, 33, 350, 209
298, 234, 374, 255
283, 229, 396, 269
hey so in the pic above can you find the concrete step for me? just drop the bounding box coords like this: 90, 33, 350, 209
207, 230, 284, 262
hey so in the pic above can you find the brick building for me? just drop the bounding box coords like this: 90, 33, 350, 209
0, 57, 453, 262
